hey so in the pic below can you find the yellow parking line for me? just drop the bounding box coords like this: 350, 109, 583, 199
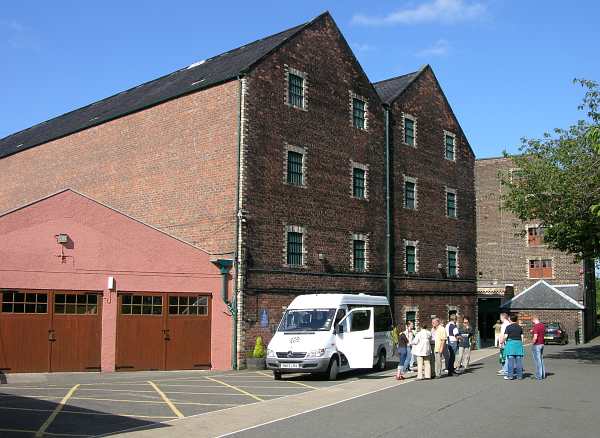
255, 371, 318, 390
65, 396, 235, 406
0, 428, 92, 437
148, 380, 185, 419
36, 383, 80, 437
0, 405, 176, 419
205, 376, 263, 402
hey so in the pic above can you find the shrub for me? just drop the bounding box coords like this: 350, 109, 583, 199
252, 336, 266, 358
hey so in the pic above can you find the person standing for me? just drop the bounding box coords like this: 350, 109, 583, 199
531, 315, 546, 380
497, 312, 511, 376
457, 316, 474, 372
411, 323, 432, 380
445, 315, 459, 376
493, 320, 502, 348
431, 318, 447, 378
396, 324, 409, 380
404, 320, 415, 373
503, 314, 525, 380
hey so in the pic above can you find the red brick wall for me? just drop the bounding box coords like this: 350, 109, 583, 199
514, 309, 581, 343
0, 82, 240, 255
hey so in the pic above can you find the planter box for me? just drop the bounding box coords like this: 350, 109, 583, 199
246, 357, 266, 370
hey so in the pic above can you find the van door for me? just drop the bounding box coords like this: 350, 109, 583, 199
335, 307, 374, 369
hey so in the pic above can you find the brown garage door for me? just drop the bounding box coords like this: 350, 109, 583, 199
116, 293, 211, 371
0, 290, 101, 373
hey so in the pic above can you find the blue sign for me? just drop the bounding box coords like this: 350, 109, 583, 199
259, 309, 269, 328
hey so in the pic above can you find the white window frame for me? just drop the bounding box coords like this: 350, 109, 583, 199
403, 239, 419, 274
283, 225, 307, 268
403, 305, 419, 327
402, 113, 417, 147
403, 175, 418, 210
284, 65, 308, 111
446, 245, 459, 278
283, 143, 307, 188
527, 257, 555, 280
350, 233, 369, 272
443, 130, 456, 161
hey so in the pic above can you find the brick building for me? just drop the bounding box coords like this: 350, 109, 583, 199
0, 12, 476, 371
475, 156, 595, 344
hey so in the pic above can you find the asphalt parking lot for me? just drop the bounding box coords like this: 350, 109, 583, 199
0, 367, 373, 437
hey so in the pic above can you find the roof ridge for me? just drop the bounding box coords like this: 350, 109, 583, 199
372, 70, 419, 85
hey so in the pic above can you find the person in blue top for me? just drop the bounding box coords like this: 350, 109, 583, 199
503, 314, 525, 380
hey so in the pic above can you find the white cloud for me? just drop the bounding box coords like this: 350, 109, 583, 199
352, 0, 486, 26
1, 19, 40, 50
417, 39, 450, 57
352, 43, 376, 54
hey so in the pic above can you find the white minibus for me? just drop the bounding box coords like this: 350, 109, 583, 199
265, 293, 394, 380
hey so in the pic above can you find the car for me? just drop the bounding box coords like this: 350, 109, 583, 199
544, 322, 568, 345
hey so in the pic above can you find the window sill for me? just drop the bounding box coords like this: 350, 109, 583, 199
286, 103, 308, 112
402, 142, 417, 148
284, 182, 307, 189
351, 196, 369, 201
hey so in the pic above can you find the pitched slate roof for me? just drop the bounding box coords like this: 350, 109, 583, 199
0, 15, 321, 160
554, 284, 584, 302
373, 68, 423, 104
501, 280, 585, 310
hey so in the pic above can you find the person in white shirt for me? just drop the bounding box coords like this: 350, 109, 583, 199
411, 323, 432, 380
444, 314, 460, 376
498, 312, 511, 375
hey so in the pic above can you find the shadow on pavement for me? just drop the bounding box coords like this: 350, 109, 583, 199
544, 344, 600, 364
0, 392, 168, 437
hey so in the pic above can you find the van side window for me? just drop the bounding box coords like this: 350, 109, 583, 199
349, 309, 371, 332
334, 309, 346, 327
374, 305, 393, 332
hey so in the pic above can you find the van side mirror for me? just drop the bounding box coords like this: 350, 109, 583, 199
337, 324, 344, 334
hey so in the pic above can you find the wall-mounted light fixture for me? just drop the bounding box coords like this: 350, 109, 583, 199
56, 233, 69, 244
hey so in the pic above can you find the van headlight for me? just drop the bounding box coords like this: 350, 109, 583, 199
267, 349, 276, 358
306, 348, 326, 358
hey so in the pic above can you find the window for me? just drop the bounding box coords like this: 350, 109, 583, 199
1, 291, 47, 314
169, 295, 208, 316
527, 226, 545, 246
353, 239, 366, 272
406, 245, 416, 274
404, 179, 416, 209
121, 295, 162, 315
287, 151, 304, 186
55, 294, 98, 315
529, 259, 553, 278
446, 190, 457, 218
349, 309, 371, 332
353, 167, 366, 199
287, 231, 304, 266
445, 132, 455, 161
288, 72, 305, 108
352, 98, 366, 129
447, 248, 458, 277
404, 116, 416, 146
405, 310, 416, 326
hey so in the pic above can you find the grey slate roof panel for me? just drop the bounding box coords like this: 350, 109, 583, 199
373, 70, 420, 104
555, 284, 584, 302
0, 19, 311, 159
501, 281, 584, 310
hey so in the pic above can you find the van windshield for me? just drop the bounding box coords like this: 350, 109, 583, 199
278, 308, 336, 332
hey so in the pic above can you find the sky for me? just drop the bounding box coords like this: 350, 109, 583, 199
1, 0, 599, 158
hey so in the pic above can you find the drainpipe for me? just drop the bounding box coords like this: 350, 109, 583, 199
384, 105, 393, 310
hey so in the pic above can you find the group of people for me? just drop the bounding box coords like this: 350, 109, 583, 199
394, 312, 547, 382
394, 314, 474, 380
496, 312, 546, 381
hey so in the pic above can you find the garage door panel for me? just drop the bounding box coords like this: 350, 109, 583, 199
116, 294, 165, 371
0, 291, 50, 373
51, 292, 102, 372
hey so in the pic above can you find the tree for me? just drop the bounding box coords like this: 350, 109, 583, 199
501, 79, 600, 262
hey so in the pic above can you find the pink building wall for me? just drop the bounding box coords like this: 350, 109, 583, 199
0, 189, 233, 370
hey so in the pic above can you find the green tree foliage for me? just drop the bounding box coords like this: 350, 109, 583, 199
252, 336, 266, 358
501, 79, 600, 260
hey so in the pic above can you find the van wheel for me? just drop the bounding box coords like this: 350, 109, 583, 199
273, 371, 282, 380
375, 350, 386, 371
327, 357, 339, 381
